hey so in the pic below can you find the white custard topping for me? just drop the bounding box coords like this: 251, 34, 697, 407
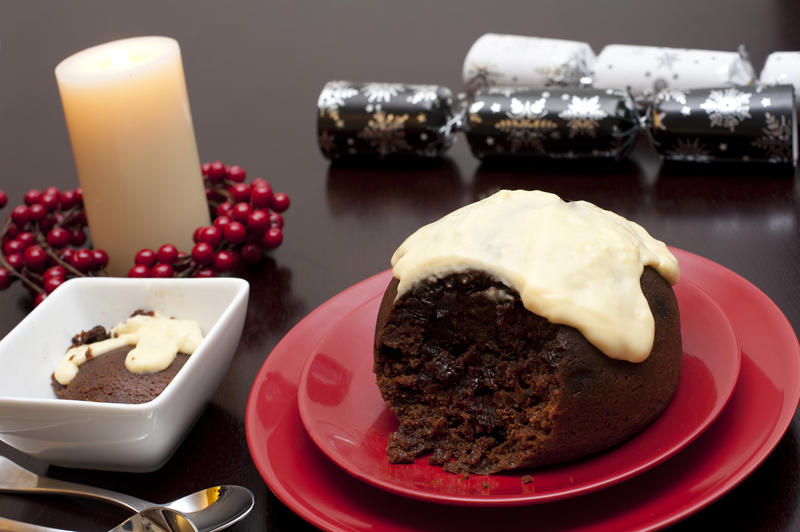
54, 313, 203, 385
390, 190, 679, 363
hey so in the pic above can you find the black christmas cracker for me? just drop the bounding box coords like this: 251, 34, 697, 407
316, 34, 798, 168
651, 85, 796, 165
465, 87, 638, 160
317, 81, 456, 159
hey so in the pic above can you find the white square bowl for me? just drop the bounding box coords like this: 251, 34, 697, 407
0, 276, 249, 472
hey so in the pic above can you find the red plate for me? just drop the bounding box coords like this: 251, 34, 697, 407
296, 278, 740, 505
246, 248, 800, 531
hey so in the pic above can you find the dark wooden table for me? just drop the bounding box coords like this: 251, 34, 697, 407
1, 1, 799, 530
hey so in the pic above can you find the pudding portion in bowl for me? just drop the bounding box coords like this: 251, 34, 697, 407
51, 310, 202, 404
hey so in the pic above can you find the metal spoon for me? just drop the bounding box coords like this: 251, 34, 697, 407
0, 506, 197, 532
0, 457, 253, 532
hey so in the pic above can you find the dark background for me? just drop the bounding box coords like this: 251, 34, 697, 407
1, 1, 799, 530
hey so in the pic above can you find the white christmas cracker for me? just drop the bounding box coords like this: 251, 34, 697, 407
760, 52, 800, 95
591, 44, 755, 97
462, 33, 596, 91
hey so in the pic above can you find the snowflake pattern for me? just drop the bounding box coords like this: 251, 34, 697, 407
534, 51, 590, 86
494, 117, 558, 153
664, 137, 713, 163
358, 111, 412, 156
464, 63, 504, 91
558, 96, 608, 137
655, 51, 681, 70
507, 97, 547, 120
406, 85, 441, 106
699, 88, 752, 132
318, 81, 359, 128
362, 83, 405, 104
751, 112, 793, 163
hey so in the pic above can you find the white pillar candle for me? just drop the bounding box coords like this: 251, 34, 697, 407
55, 36, 210, 276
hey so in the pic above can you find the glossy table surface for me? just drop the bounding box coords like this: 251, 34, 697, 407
1, 1, 799, 530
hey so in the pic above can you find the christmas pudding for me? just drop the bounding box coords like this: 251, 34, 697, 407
373, 189, 682, 474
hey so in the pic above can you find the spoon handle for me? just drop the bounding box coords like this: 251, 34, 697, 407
0, 456, 150, 512
0, 516, 72, 532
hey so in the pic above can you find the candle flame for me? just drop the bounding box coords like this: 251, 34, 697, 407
110, 49, 131, 69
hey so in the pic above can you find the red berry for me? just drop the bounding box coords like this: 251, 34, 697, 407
272, 192, 290, 212
46, 227, 71, 248
262, 227, 283, 249
193, 226, 205, 243
207, 161, 226, 183
128, 264, 150, 278
191, 242, 214, 265
223, 221, 247, 244
231, 202, 252, 223
201, 162, 212, 176
38, 215, 55, 232
59, 248, 74, 263
44, 265, 66, 279
43, 276, 63, 294
92, 249, 109, 270
11, 205, 30, 225
24, 190, 42, 206
247, 210, 270, 233
60, 190, 78, 209
16, 232, 35, 248
43, 186, 60, 197
5, 224, 18, 239
41, 194, 60, 211
0, 268, 11, 290
227, 165, 246, 183
156, 244, 179, 264
71, 249, 94, 271
194, 267, 216, 278
0, 191, 7, 209
135, 248, 157, 267
269, 212, 284, 228
197, 226, 222, 247
6, 253, 22, 270
250, 184, 273, 208
70, 228, 87, 246
74, 188, 83, 203
216, 202, 233, 218
213, 215, 233, 229
229, 183, 251, 203
213, 250, 235, 272
251, 177, 269, 188
23, 245, 47, 270
150, 263, 174, 278
28, 203, 47, 222
240, 243, 263, 265
34, 292, 46, 306
3, 239, 24, 256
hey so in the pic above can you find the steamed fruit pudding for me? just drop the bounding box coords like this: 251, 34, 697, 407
52, 310, 203, 404
373, 189, 682, 474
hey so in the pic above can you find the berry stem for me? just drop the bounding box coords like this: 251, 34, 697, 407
33, 229, 85, 278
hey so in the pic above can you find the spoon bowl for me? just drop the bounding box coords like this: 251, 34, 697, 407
112, 507, 198, 532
